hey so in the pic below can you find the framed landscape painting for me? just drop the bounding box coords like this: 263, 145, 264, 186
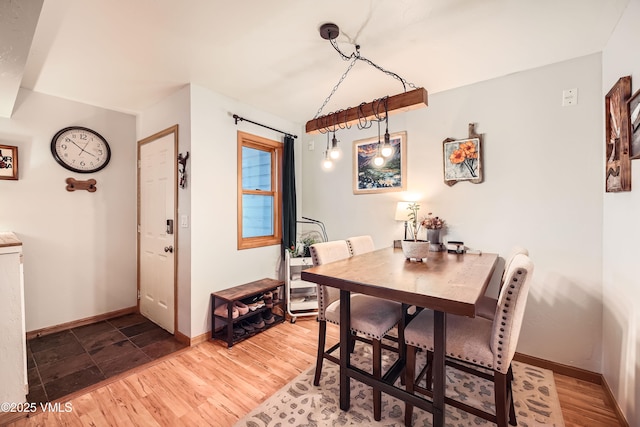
352, 131, 406, 194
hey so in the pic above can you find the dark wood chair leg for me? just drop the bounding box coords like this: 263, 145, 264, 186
507, 365, 517, 425
404, 344, 417, 427
349, 330, 357, 353
495, 371, 510, 427
313, 320, 327, 386
373, 338, 382, 421
399, 306, 407, 386
425, 350, 433, 391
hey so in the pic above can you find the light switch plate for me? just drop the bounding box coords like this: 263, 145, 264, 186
562, 88, 578, 106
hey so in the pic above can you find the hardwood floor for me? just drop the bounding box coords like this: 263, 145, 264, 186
555, 373, 623, 427
3, 318, 623, 426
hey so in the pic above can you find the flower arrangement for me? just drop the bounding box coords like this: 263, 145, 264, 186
286, 245, 299, 257
286, 235, 320, 257
404, 203, 447, 240
421, 213, 445, 230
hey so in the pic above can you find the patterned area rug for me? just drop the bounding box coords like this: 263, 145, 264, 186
235, 342, 565, 427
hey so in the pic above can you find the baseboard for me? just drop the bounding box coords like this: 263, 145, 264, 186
174, 330, 208, 346
26, 306, 138, 340
600, 373, 630, 427
189, 332, 209, 346
514, 352, 629, 427
513, 352, 601, 383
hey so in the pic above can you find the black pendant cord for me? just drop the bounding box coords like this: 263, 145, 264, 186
232, 114, 297, 139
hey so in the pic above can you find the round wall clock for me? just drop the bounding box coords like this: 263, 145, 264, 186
51, 126, 111, 173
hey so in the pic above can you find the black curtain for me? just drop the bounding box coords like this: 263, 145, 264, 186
282, 135, 297, 255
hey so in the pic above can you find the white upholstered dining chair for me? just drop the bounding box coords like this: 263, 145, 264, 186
476, 246, 528, 320
310, 240, 402, 421
346, 235, 375, 256
403, 253, 534, 427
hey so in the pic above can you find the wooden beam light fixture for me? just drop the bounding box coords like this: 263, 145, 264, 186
306, 23, 428, 135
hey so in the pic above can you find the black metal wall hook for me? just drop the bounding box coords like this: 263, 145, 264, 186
178, 152, 189, 189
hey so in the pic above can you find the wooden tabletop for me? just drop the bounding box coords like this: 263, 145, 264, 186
301, 247, 497, 317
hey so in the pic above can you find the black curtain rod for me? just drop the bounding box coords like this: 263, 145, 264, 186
232, 114, 298, 139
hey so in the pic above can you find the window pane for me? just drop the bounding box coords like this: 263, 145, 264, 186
242, 194, 274, 238
242, 147, 271, 191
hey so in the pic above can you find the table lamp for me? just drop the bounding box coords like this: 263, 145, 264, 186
394, 201, 412, 240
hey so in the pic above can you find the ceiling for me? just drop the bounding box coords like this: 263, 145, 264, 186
1, 0, 630, 124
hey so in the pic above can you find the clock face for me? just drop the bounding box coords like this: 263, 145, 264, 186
51, 127, 111, 173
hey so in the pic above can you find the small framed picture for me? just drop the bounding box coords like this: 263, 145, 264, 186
352, 131, 407, 194
628, 88, 640, 160
0, 144, 18, 180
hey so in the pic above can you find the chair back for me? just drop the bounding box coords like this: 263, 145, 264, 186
491, 253, 534, 373
500, 246, 529, 283
309, 240, 351, 321
346, 235, 375, 256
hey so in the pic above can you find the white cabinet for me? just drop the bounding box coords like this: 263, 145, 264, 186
285, 251, 318, 322
0, 232, 27, 404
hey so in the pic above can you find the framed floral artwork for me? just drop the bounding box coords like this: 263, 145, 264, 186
605, 76, 631, 192
352, 131, 407, 194
0, 144, 18, 180
443, 123, 483, 186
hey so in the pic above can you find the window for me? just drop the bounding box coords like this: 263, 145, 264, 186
237, 131, 282, 249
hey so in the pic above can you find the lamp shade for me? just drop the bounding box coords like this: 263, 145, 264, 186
394, 202, 412, 221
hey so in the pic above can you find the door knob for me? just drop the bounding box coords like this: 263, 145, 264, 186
164, 246, 174, 253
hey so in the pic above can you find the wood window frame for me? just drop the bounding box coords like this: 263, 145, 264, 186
237, 131, 282, 250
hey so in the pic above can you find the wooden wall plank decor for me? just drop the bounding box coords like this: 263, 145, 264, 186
605, 76, 631, 192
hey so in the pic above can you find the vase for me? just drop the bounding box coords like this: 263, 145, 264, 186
426, 229, 443, 252
401, 240, 430, 262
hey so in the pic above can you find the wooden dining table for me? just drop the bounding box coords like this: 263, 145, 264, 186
301, 246, 498, 427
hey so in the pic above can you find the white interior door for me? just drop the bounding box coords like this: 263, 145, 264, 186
138, 129, 176, 333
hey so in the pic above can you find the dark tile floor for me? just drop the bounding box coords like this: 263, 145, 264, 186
26, 313, 187, 403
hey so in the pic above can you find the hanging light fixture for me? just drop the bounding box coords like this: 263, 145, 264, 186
322, 133, 333, 170
380, 100, 393, 158
329, 133, 341, 159
328, 112, 342, 160
306, 23, 428, 135
373, 121, 384, 167
381, 131, 392, 157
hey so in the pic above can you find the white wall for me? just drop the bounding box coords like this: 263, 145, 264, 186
189, 84, 300, 337
602, 0, 640, 423
302, 54, 604, 371
0, 89, 137, 331
138, 85, 192, 337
